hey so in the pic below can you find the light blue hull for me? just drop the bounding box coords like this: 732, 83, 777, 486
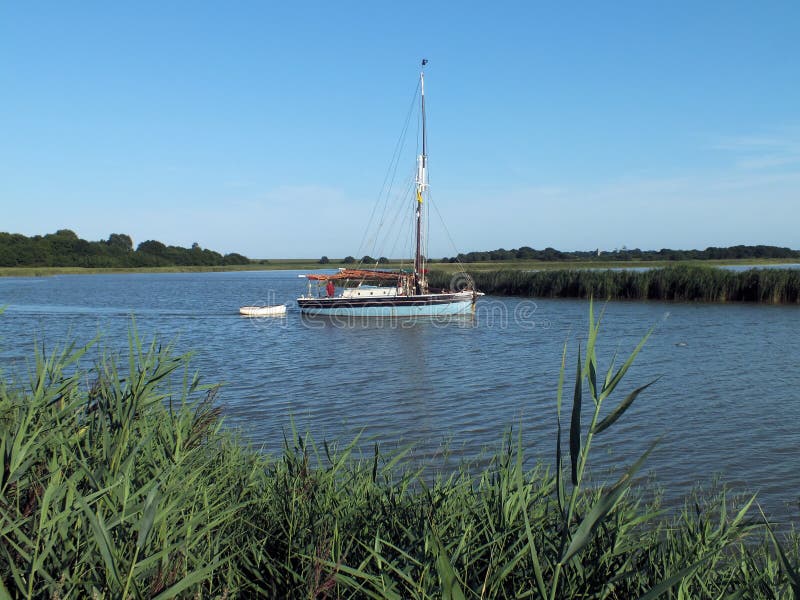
298, 298, 475, 318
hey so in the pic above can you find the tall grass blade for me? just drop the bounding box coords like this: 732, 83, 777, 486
555, 341, 568, 512
522, 506, 548, 599
761, 506, 800, 597
560, 439, 658, 565
333, 562, 403, 600
599, 328, 653, 403
150, 560, 221, 600
77, 496, 123, 589
431, 526, 467, 600
592, 378, 661, 435
0, 578, 10, 600
136, 485, 160, 550
569, 344, 582, 486
637, 553, 713, 600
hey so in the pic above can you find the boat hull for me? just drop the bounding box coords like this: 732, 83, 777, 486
297, 292, 476, 317
239, 305, 287, 316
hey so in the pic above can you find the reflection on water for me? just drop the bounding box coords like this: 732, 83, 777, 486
0, 270, 799, 523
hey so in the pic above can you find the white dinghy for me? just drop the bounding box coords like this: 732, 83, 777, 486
239, 305, 287, 317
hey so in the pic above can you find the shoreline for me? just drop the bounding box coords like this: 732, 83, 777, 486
1, 257, 799, 278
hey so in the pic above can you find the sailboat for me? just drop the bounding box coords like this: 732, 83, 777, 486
297, 60, 483, 317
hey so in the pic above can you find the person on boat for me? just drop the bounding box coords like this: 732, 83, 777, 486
326, 280, 335, 297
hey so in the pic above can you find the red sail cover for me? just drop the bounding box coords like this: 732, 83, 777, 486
306, 269, 410, 282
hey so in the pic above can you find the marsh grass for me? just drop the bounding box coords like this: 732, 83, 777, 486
430, 265, 800, 304
1, 311, 798, 597
3, 259, 799, 280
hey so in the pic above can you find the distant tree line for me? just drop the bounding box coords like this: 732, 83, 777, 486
440, 245, 800, 263
0, 230, 250, 268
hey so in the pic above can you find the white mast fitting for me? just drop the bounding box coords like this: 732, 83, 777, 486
414, 58, 429, 294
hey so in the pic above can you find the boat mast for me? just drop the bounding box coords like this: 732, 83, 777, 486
414, 59, 428, 294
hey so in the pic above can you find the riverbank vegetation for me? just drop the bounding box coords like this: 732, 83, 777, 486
4, 257, 798, 279
431, 265, 800, 304
2, 314, 798, 597
0, 230, 249, 268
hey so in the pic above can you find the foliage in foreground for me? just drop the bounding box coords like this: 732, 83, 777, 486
1, 313, 799, 598
431, 265, 800, 303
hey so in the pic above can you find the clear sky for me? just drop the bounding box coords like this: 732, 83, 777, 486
1, 1, 798, 258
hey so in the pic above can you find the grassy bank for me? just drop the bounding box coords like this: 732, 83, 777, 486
0, 261, 361, 277
2, 257, 799, 278
0, 264, 276, 277
430, 265, 800, 304
2, 312, 798, 597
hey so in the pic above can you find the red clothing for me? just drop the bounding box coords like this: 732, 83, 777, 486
326, 281, 335, 297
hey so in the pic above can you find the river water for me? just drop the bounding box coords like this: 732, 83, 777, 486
1, 270, 798, 523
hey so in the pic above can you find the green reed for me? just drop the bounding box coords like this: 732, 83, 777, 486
430, 265, 800, 303
1, 313, 798, 597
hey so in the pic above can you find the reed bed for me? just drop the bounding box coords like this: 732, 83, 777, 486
430, 265, 800, 304
1, 313, 798, 598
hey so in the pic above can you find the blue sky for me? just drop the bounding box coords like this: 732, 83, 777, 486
1, 1, 798, 258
